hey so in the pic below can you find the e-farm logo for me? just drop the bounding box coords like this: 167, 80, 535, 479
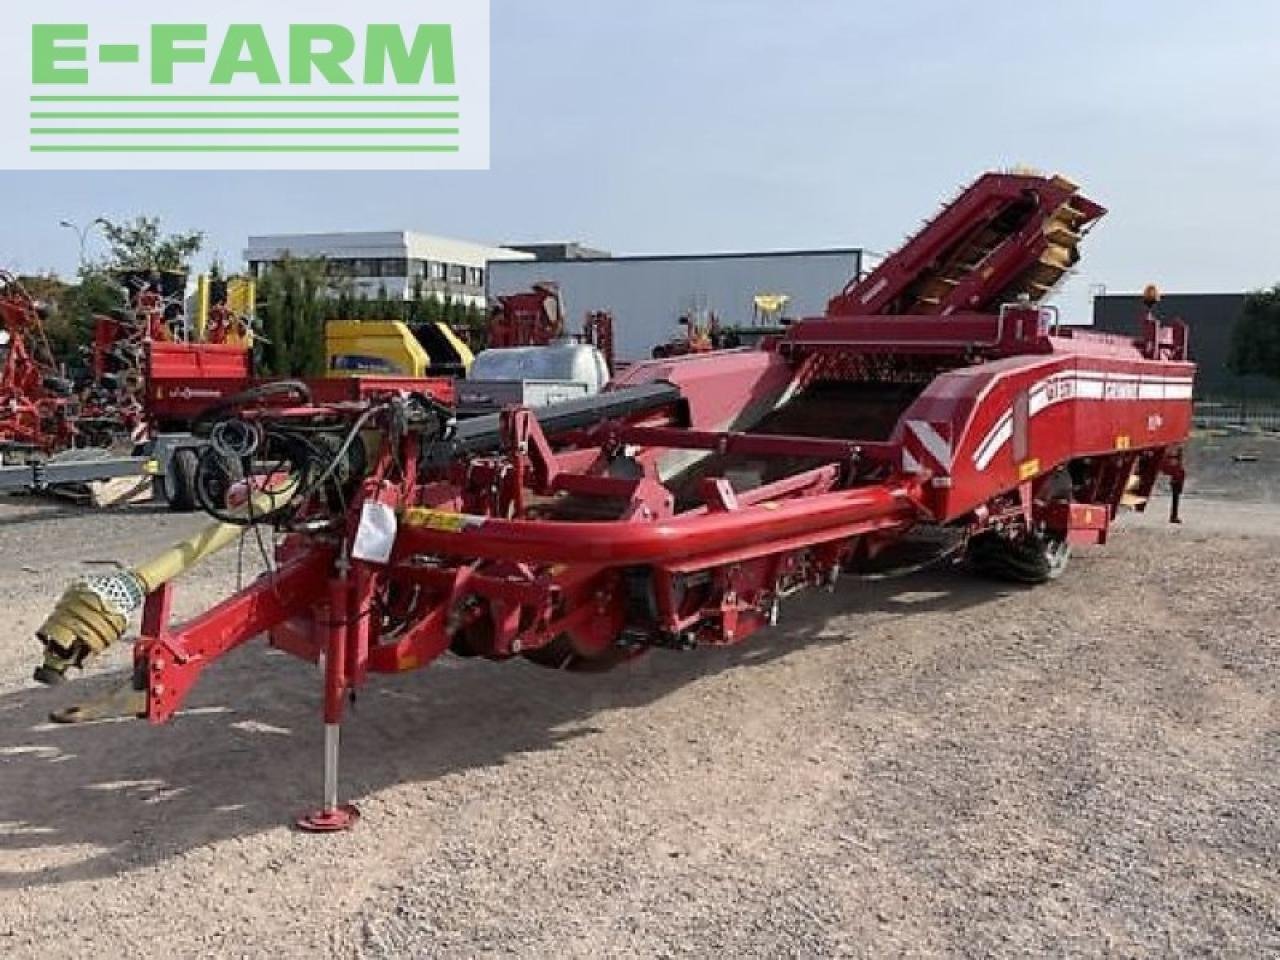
1, 1, 489, 170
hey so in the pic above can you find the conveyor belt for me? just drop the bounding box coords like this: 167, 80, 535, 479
423, 381, 682, 468
828, 172, 1105, 317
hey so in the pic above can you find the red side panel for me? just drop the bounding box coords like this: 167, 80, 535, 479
898, 352, 1195, 520
610, 348, 797, 433
148, 341, 251, 379
146, 342, 253, 421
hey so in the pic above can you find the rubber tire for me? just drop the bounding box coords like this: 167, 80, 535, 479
967, 531, 1071, 585
165, 447, 200, 513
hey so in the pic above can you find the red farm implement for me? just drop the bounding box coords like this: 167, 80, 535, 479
487, 281, 617, 373
0, 269, 189, 489
34, 171, 1193, 830
0, 272, 80, 457
487, 282, 566, 349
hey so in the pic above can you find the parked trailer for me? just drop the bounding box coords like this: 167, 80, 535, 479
0, 454, 151, 494
32, 171, 1192, 831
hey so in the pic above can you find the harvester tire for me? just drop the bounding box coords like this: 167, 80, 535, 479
165, 448, 200, 513
967, 531, 1070, 585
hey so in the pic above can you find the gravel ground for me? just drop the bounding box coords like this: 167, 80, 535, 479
0, 438, 1277, 958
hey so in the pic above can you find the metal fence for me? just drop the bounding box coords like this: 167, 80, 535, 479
1194, 401, 1280, 432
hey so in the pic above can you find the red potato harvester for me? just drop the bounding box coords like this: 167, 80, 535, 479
32, 171, 1193, 830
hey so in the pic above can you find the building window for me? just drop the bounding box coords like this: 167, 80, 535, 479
448, 264, 467, 284
408, 259, 427, 280
379, 258, 409, 278
428, 261, 446, 281
468, 267, 484, 287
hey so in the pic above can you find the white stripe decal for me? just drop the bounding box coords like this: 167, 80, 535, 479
972, 410, 1012, 468
902, 448, 923, 474
970, 372, 1194, 470
910, 420, 952, 470
1028, 386, 1050, 416
974, 417, 1013, 470
1076, 378, 1104, 399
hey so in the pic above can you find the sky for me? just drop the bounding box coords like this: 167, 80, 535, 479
2, 0, 1278, 323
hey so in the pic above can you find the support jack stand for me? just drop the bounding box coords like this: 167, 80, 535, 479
295, 720, 359, 833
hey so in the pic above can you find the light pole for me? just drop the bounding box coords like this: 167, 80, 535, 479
59, 217, 108, 270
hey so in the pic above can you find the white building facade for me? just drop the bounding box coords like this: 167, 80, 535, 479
245, 231, 534, 307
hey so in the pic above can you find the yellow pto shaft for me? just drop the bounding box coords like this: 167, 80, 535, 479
34, 489, 288, 684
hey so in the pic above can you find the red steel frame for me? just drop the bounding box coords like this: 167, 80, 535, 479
106, 173, 1193, 828
0, 272, 79, 453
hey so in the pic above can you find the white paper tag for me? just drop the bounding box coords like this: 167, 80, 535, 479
352, 501, 398, 564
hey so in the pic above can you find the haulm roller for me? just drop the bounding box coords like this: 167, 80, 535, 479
31, 171, 1193, 829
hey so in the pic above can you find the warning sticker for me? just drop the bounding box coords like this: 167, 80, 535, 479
403, 508, 486, 533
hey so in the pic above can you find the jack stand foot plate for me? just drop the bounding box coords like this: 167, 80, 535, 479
295, 803, 360, 833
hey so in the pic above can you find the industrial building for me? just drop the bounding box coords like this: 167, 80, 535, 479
244, 231, 533, 307
1093, 292, 1277, 400
487, 246, 868, 361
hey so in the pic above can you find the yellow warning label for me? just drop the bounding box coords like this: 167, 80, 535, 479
403, 508, 474, 533
1115, 435, 1132, 451
1018, 458, 1041, 481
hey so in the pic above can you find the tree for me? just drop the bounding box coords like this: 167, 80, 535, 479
1228, 285, 1280, 382
96, 216, 205, 272
256, 256, 329, 377
16, 271, 124, 374
14, 274, 73, 368
19, 216, 202, 371
418, 290, 443, 326
440, 293, 470, 330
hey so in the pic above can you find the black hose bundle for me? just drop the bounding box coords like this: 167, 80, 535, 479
190, 381, 368, 528
192, 414, 369, 527
188, 389, 452, 528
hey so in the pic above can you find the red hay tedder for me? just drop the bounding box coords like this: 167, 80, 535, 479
35, 171, 1193, 830
0, 272, 79, 456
